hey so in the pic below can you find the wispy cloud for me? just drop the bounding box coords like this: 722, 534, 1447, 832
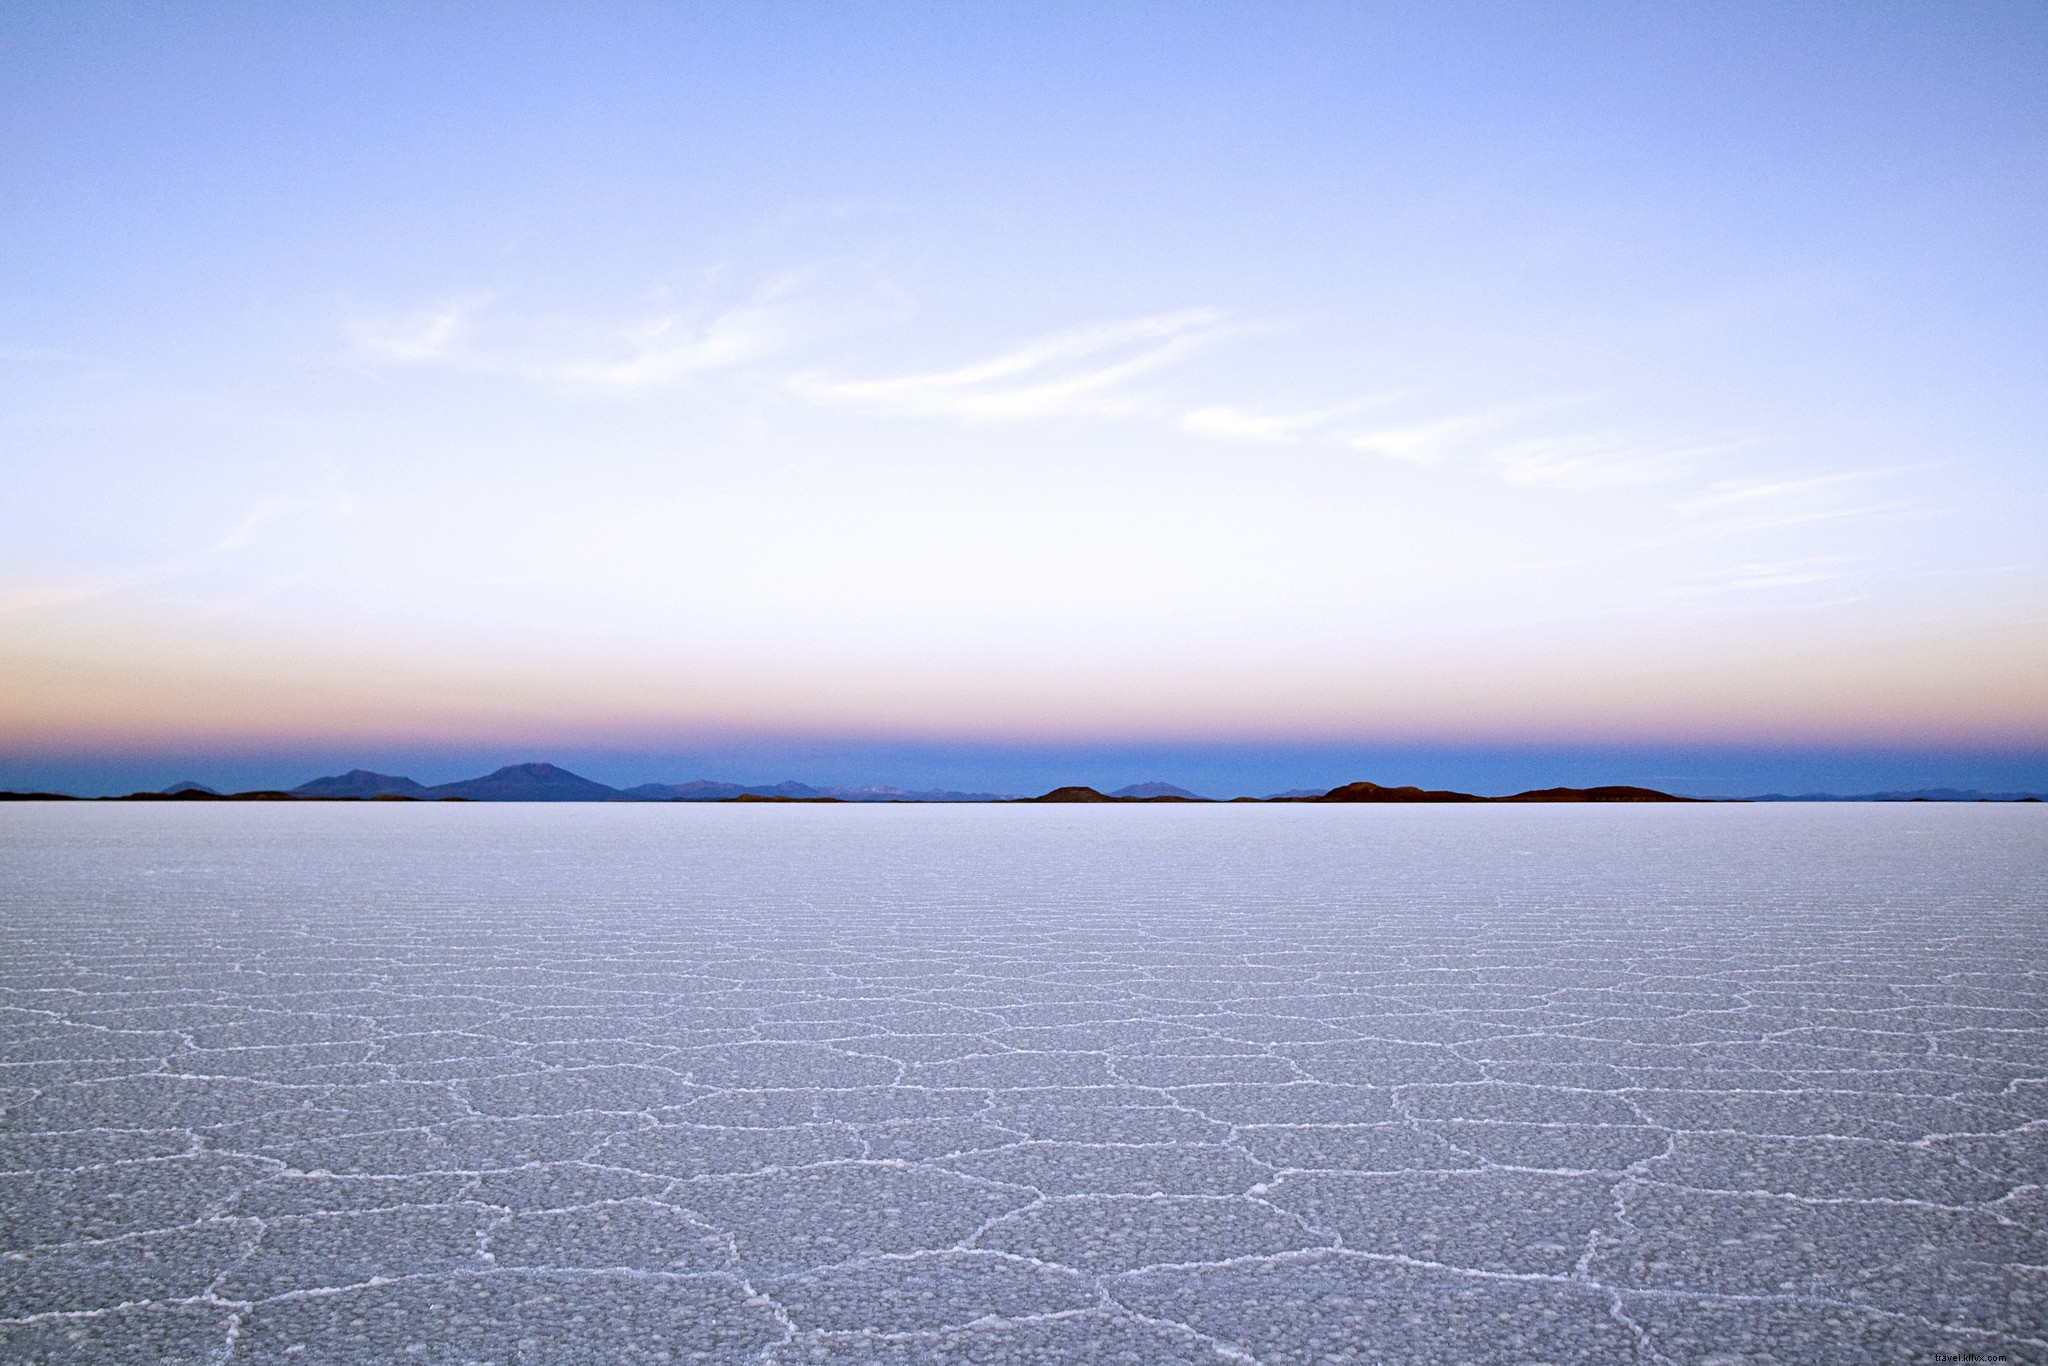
1667, 556, 1861, 596
795, 308, 1229, 421
1345, 411, 1526, 465
548, 300, 787, 392
1672, 469, 1901, 538
0, 576, 142, 615
352, 294, 493, 364
0, 485, 357, 618
1336, 401, 1743, 493
211, 488, 358, 553
1180, 384, 1730, 495
349, 285, 1826, 532
1672, 471, 1880, 515
1492, 435, 1737, 489
1681, 503, 1897, 539
351, 279, 799, 394
1179, 395, 1394, 444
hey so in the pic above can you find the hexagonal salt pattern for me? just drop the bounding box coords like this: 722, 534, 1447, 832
1, 801, 2042, 1364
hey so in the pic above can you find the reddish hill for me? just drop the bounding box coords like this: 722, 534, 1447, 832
1311, 782, 1485, 803
724, 793, 842, 803
1283, 781, 1696, 803
1497, 786, 1695, 803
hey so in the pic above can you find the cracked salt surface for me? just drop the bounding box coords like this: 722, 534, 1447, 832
0, 802, 2041, 1364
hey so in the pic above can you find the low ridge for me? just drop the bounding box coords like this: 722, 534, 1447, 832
291, 769, 429, 799
15, 764, 1900, 804
1497, 785, 1697, 803
422, 763, 627, 802
1109, 781, 1208, 800
1310, 782, 1485, 803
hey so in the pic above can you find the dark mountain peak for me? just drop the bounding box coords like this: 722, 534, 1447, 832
1027, 786, 1118, 802
1110, 781, 1207, 800
757, 780, 827, 799
422, 763, 623, 802
292, 769, 427, 799
160, 780, 219, 795
491, 762, 578, 780
623, 780, 745, 801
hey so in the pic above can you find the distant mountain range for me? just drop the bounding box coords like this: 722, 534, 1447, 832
3, 763, 2042, 803
617, 778, 1013, 803
1746, 788, 2046, 802
1109, 781, 1208, 799
1299, 781, 1486, 803
288, 770, 431, 799
287, 764, 1013, 803
1032, 778, 1703, 802
1030, 786, 1191, 803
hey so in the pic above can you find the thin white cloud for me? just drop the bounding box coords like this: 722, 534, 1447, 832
0, 577, 141, 615
1672, 471, 1879, 515
1179, 395, 1394, 444
350, 279, 800, 395
352, 294, 492, 363
1670, 469, 1904, 539
211, 489, 358, 553
795, 308, 1229, 421
1680, 503, 1896, 539
1346, 411, 1519, 465
1491, 435, 1735, 490
1338, 400, 1743, 493
1667, 556, 1861, 596
0, 486, 357, 618
548, 300, 787, 393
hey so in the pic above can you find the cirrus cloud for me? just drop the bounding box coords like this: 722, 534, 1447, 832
792, 308, 1231, 421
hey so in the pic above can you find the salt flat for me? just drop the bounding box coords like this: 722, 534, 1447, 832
1, 802, 2042, 1364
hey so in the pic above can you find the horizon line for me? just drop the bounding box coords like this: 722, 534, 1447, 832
5, 759, 2045, 805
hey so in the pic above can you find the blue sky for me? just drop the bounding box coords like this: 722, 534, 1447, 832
3, 2, 2044, 793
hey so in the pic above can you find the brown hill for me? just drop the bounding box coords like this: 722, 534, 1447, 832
1026, 786, 1119, 802
1311, 782, 1485, 803
1496, 786, 1695, 803
1279, 781, 1696, 803
116, 789, 299, 801
724, 793, 842, 803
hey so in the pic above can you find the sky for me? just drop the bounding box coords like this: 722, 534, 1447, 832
3, 2, 2045, 796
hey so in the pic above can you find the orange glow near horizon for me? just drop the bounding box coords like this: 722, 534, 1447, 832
5, 589, 2042, 754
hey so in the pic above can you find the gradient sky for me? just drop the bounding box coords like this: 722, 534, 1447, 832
3, 2, 2045, 792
